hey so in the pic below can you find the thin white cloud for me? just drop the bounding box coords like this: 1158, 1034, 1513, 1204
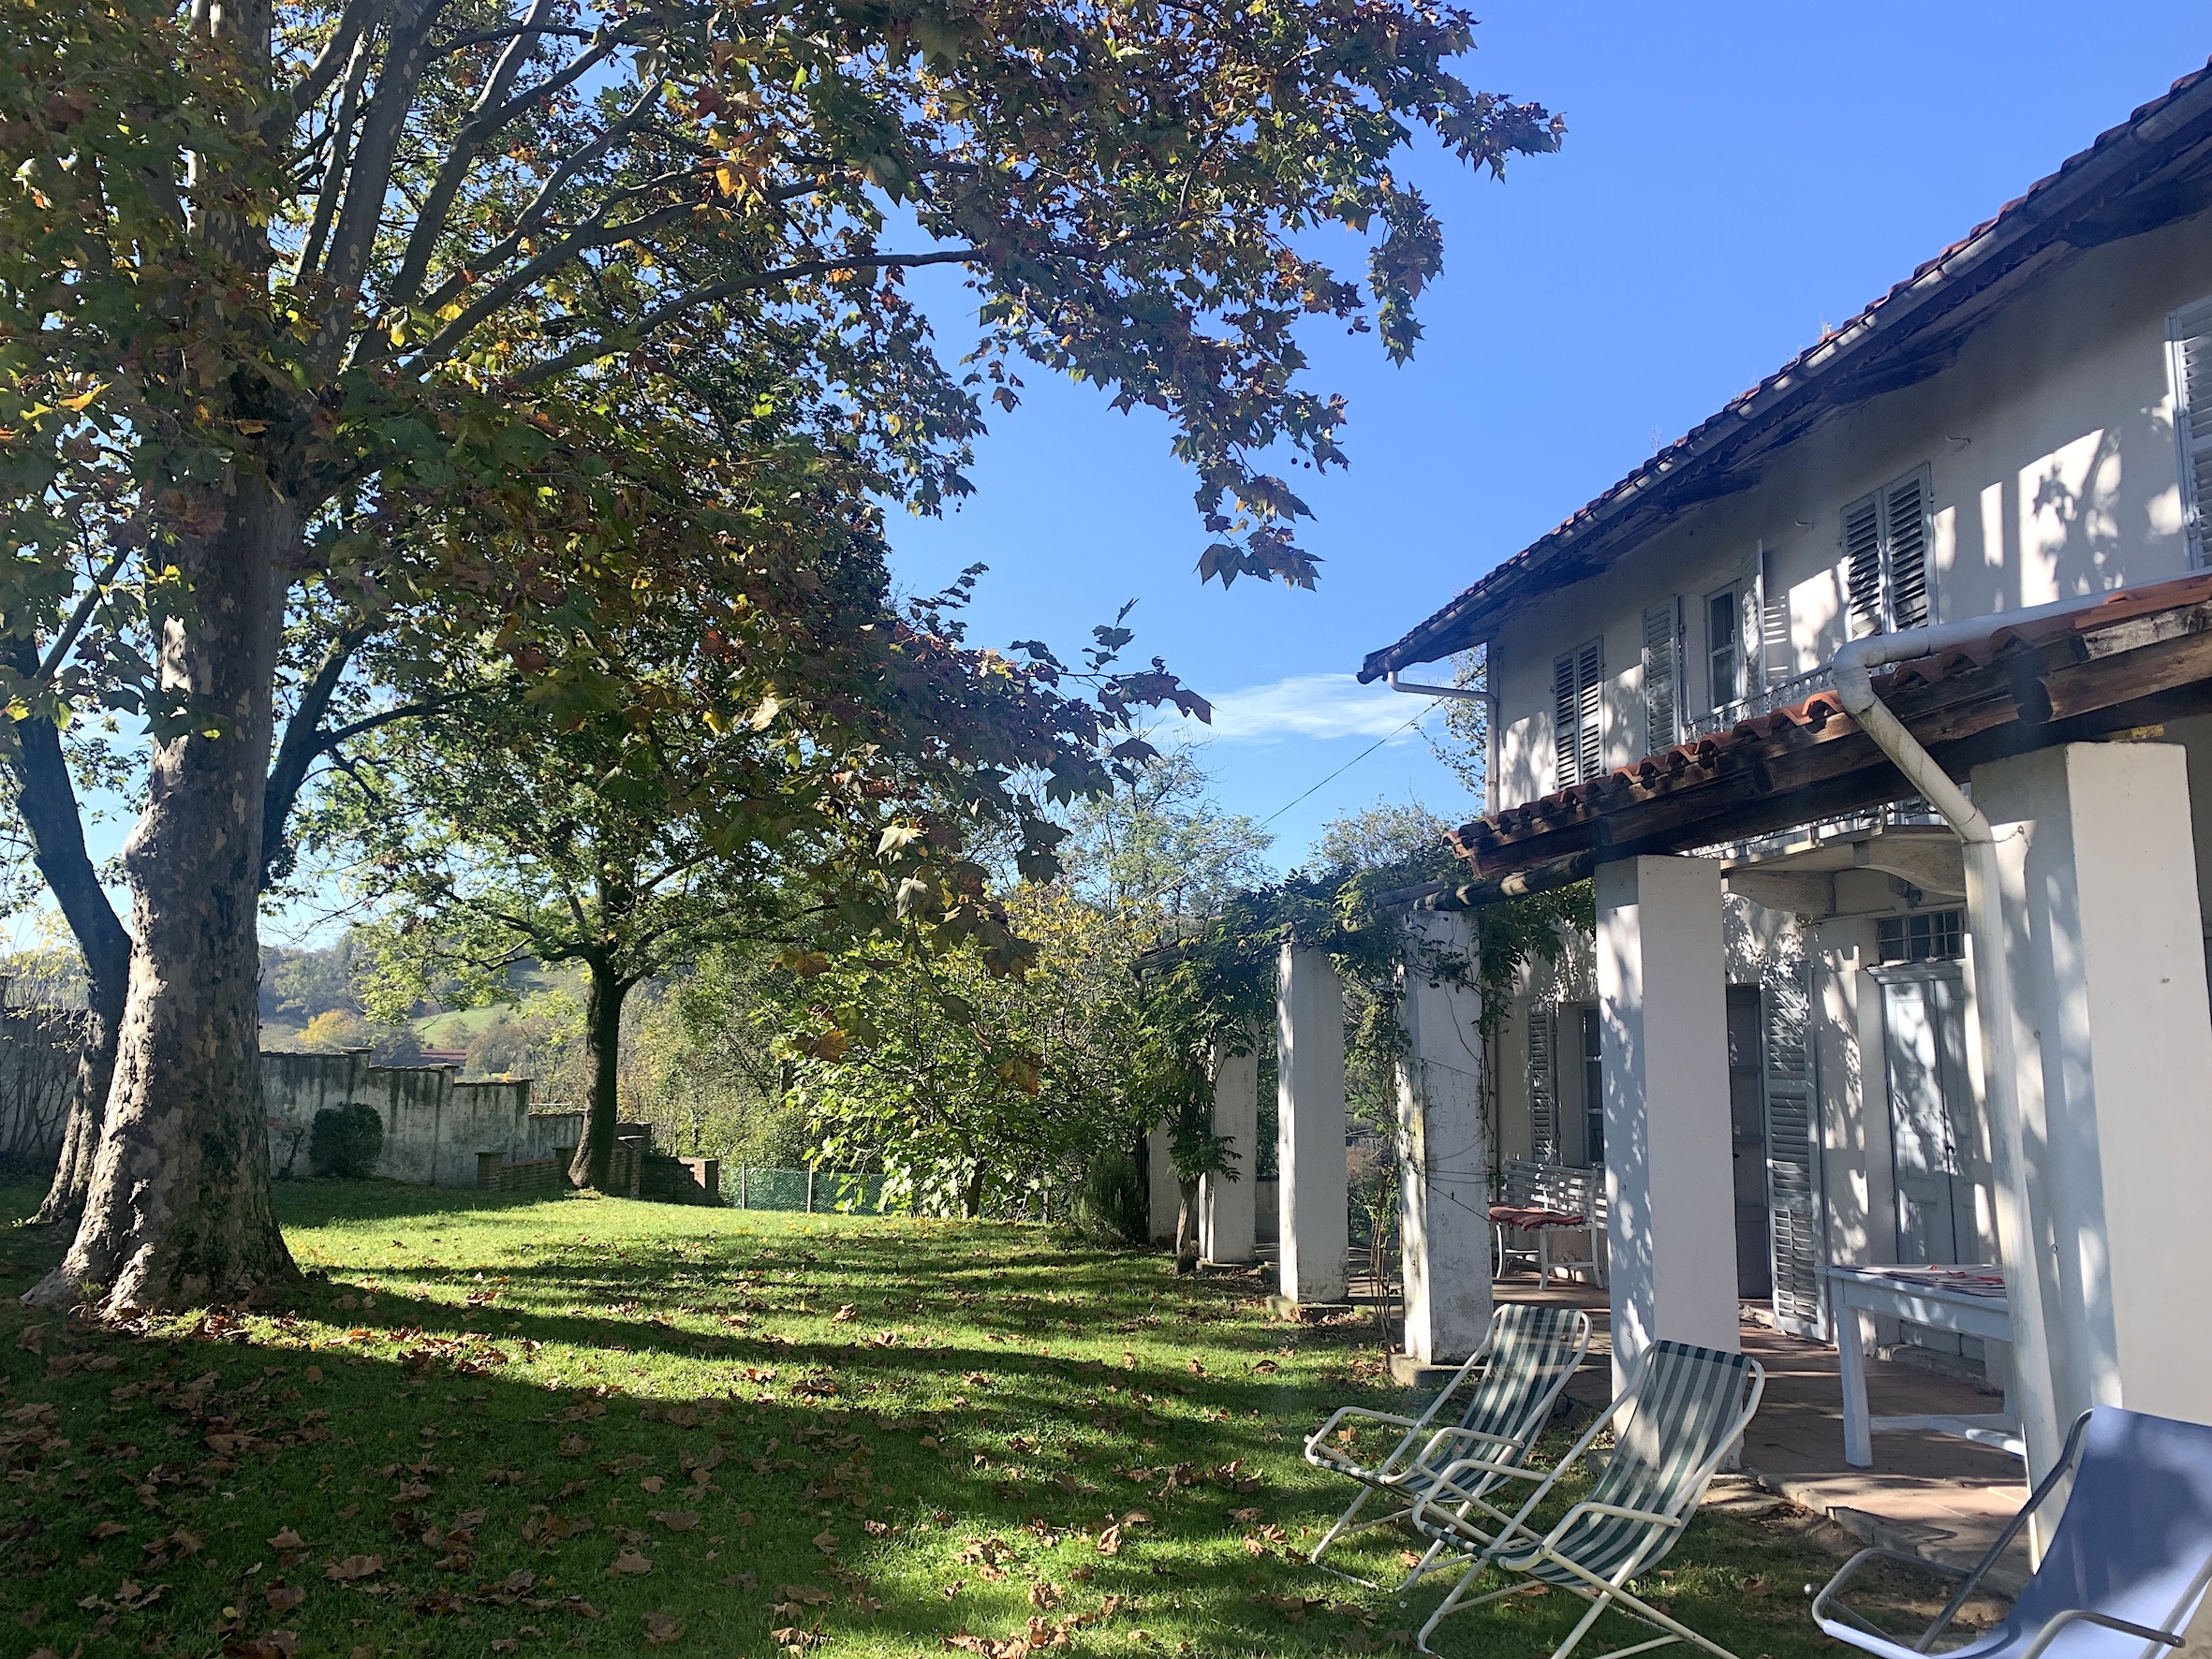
1188, 673, 1430, 743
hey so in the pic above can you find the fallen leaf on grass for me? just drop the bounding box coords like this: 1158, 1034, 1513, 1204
267, 1529, 305, 1550
641, 1475, 665, 1493
772, 1628, 827, 1652
777, 1585, 833, 1606
832, 1304, 857, 1322
812, 1529, 838, 1554
223, 1632, 299, 1659
558, 1434, 588, 1457
16, 1325, 42, 1353
643, 1611, 686, 1646
649, 1510, 700, 1533
265, 1584, 306, 1613
322, 1555, 382, 1582
89, 1521, 129, 1541
608, 1548, 652, 1577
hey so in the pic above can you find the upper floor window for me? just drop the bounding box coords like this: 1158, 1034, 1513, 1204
1842, 466, 1932, 636
1706, 583, 1747, 709
2167, 295, 2212, 568
1553, 638, 1604, 791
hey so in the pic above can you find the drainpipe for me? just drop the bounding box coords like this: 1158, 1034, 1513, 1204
1830, 587, 2118, 1505
1388, 668, 1498, 815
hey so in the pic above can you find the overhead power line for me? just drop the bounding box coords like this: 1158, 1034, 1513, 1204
1258, 698, 1439, 828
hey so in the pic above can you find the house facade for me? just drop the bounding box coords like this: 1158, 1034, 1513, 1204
1364, 64, 2212, 1472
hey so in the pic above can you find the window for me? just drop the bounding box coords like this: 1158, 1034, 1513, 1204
1842, 467, 1933, 636
2168, 296, 2212, 567
1878, 909, 1964, 963
1706, 584, 1747, 710
1641, 600, 1681, 756
1552, 638, 1604, 790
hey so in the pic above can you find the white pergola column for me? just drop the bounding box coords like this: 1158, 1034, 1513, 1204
1277, 942, 1349, 1304
1596, 855, 1740, 1394
1972, 741, 2212, 1453
1144, 1123, 1178, 1245
1396, 908, 1494, 1364
1201, 1031, 1259, 1265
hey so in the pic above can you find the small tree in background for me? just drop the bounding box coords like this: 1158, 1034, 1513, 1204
308, 1104, 384, 1180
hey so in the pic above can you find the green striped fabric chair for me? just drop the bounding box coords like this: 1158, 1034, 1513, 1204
1407, 1339, 1766, 1659
1305, 1301, 1591, 1590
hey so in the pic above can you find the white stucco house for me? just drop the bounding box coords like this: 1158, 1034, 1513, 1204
1356, 61, 2212, 1480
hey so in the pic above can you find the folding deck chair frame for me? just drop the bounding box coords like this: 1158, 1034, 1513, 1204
1811, 1405, 2212, 1659
1406, 1339, 1767, 1659
1303, 1303, 1592, 1591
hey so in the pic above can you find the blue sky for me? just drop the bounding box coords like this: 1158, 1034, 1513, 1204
882, 3, 2212, 871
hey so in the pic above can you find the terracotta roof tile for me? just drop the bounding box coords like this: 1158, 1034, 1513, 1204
1446, 570, 2212, 853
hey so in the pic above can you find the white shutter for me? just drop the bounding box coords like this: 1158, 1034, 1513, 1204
1883, 469, 1932, 631
1641, 600, 1680, 756
1762, 938, 1825, 1339
1526, 999, 1558, 1164
2168, 296, 2212, 568
1842, 492, 1884, 638
1841, 467, 1934, 635
1552, 639, 1605, 789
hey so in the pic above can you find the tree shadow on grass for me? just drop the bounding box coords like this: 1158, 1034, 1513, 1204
0, 1182, 1839, 1659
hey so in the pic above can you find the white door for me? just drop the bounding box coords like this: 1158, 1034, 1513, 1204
1878, 964, 1993, 1357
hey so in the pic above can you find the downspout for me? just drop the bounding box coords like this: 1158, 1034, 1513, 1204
1388, 668, 1498, 815
1830, 586, 2118, 1502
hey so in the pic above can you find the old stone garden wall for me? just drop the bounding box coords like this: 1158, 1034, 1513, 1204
260, 1050, 579, 1187
0, 1006, 89, 1173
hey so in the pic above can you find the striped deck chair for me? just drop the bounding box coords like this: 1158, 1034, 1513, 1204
1304, 1302, 1591, 1590
1407, 1339, 1766, 1659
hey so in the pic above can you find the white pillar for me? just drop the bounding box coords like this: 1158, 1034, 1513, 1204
1972, 741, 2212, 1449
1596, 855, 1740, 1394
1144, 1123, 1178, 1245
1396, 909, 1494, 1364
1277, 943, 1349, 1304
1201, 1031, 1259, 1265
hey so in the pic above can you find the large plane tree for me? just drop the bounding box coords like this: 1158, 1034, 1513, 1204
0, 0, 1558, 1313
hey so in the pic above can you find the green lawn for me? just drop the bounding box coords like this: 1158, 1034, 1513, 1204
0, 1181, 1852, 1659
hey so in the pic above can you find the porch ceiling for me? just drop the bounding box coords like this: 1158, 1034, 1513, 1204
1439, 572, 2212, 888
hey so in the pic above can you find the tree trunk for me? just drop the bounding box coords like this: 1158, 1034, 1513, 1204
962, 1159, 985, 1220
1174, 1177, 1202, 1274
568, 963, 630, 1192
4, 638, 136, 1228
28, 480, 299, 1312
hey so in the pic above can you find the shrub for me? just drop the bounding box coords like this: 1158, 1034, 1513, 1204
309, 1103, 385, 1179
1075, 1147, 1149, 1245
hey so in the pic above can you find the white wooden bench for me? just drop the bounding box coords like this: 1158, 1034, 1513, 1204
1492, 1158, 1607, 1288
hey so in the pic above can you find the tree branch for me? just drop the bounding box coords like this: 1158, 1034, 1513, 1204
311, 0, 448, 366
389, 0, 563, 307
281, 0, 389, 125
2, 638, 132, 1028
261, 619, 371, 885
509, 247, 987, 388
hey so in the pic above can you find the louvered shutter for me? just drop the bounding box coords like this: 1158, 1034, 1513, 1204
1883, 470, 1931, 631
1526, 999, 1558, 1164
1761, 940, 1825, 1339
2168, 297, 2212, 567
1552, 639, 1605, 790
1641, 600, 1680, 756
1842, 492, 1884, 638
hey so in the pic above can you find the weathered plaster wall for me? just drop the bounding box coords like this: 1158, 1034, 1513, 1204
1488, 208, 2212, 809
260, 1050, 542, 1188
0, 1007, 89, 1171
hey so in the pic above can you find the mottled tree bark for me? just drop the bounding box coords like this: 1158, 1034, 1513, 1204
568, 960, 632, 1193
1174, 1178, 1202, 1274
28, 480, 299, 1311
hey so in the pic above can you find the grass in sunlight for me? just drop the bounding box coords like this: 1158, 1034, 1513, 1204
0, 1180, 1851, 1659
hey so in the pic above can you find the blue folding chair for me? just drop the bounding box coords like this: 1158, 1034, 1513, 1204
1812, 1406, 2212, 1659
